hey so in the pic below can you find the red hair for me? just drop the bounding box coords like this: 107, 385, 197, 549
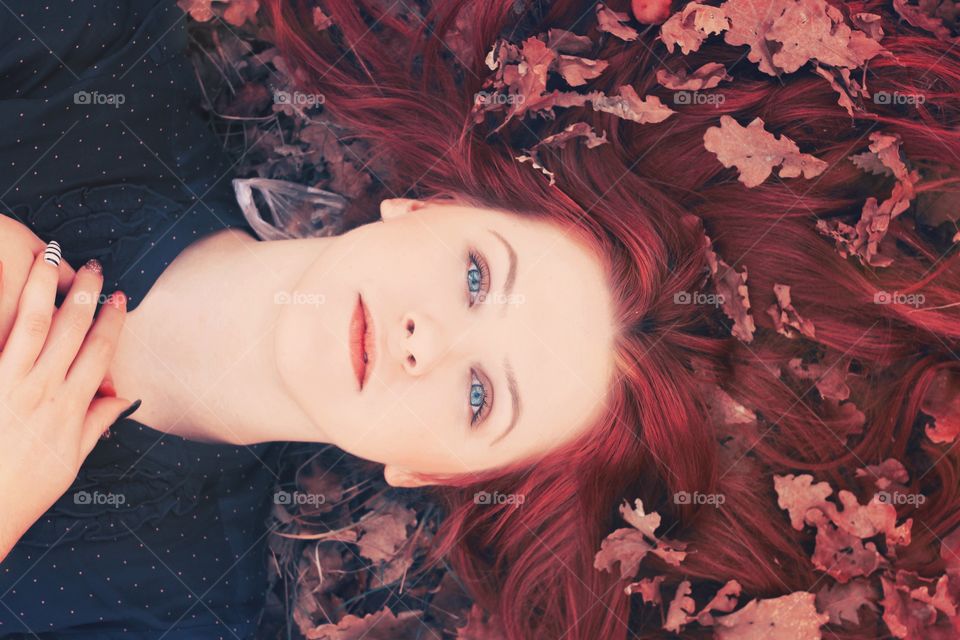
263, 1, 960, 637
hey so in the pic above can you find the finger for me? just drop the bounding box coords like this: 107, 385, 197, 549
55, 259, 78, 297
78, 397, 140, 458
34, 259, 103, 381
64, 290, 126, 400
0, 256, 30, 350
0, 243, 62, 378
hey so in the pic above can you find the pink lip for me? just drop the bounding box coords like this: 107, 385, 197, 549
349, 294, 375, 390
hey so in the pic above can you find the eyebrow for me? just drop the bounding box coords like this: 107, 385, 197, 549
487, 228, 516, 304
490, 357, 520, 446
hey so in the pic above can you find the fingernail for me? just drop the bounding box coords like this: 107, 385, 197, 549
116, 399, 142, 422
82, 258, 103, 275
43, 240, 62, 266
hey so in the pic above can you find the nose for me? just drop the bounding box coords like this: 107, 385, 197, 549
392, 311, 446, 376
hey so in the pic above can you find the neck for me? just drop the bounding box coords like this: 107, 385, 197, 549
110, 228, 333, 445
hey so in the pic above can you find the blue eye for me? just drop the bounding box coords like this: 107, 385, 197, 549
467, 250, 490, 306
469, 368, 490, 427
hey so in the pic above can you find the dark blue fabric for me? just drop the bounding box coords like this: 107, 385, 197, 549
0, 2, 283, 638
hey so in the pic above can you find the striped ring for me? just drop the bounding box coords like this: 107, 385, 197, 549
43, 240, 62, 266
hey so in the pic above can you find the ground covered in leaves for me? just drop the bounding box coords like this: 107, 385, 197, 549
178, 1, 960, 638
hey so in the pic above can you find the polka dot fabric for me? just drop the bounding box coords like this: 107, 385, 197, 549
0, 1, 286, 637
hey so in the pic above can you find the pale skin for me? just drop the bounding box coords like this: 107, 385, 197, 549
0, 198, 616, 554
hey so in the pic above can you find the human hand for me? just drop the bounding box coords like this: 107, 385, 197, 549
0, 215, 116, 396
0, 243, 139, 560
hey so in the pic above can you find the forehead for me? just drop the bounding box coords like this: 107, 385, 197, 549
426, 202, 618, 462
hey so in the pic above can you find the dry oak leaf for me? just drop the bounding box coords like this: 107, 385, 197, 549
852, 12, 885, 40
556, 55, 610, 87
657, 62, 731, 90
355, 497, 417, 564
813, 62, 870, 117
893, 0, 958, 43
664, 580, 697, 633
774, 473, 834, 530
856, 458, 910, 491
303, 609, 423, 640
516, 122, 608, 185
587, 84, 675, 124
704, 233, 756, 342
723, 0, 883, 76
767, 283, 816, 339
696, 579, 743, 626
312, 8, 333, 31
880, 569, 960, 639
660, 2, 730, 54
713, 592, 830, 640
546, 28, 594, 54
807, 509, 886, 583
596, 3, 640, 41
785, 355, 853, 402
594, 499, 687, 579
703, 116, 828, 188
922, 368, 960, 444
625, 575, 666, 602
815, 579, 879, 626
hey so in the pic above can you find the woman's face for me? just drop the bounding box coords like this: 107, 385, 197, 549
274, 198, 616, 485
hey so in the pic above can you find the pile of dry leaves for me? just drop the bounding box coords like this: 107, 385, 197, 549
178, 0, 960, 638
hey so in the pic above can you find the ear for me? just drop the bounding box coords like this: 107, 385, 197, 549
383, 464, 434, 488
379, 198, 426, 221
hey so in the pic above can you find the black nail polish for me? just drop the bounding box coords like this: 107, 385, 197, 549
116, 399, 142, 422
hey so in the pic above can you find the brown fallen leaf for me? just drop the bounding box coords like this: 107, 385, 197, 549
596, 3, 640, 41
657, 62, 731, 90
312, 8, 333, 31
587, 84, 675, 124
703, 116, 828, 188
774, 473, 834, 531
546, 28, 593, 54
664, 580, 697, 633
303, 608, 422, 640
922, 368, 960, 444
893, 0, 958, 43
704, 233, 756, 343
696, 580, 743, 626
355, 496, 417, 564
713, 592, 830, 640
767, 283, 816, 339
815, 579, 878, 626
808, 510, 886, 584
660, 2, 729, 54
723, 0, 884, 77
625, 575, 666, 602
516, 122, 608, 185
856, 459, 910, 491
556, 55, 609, 87
594, 499, 687, 578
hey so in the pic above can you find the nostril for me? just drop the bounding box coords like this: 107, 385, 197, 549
407, 354, 416, 367
406, 319, 415, 335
